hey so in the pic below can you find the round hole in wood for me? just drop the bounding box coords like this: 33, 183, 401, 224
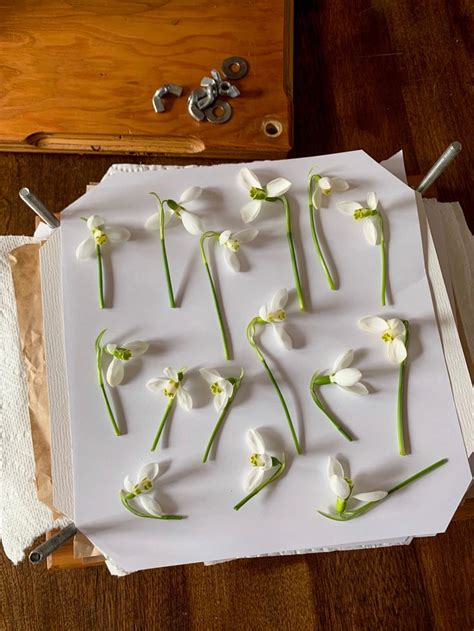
263, 119, 283, 138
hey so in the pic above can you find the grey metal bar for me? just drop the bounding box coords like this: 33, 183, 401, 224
19, 187, 60, 228
29, 523, 77, 564
416, 142, 462, 194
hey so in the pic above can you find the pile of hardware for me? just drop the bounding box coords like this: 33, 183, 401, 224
152, 56, 248, 125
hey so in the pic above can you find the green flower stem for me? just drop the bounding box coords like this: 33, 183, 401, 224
202, 372, 244, 463
95, 330, 121, 436
279, 195, 306, 311
308, 176, 336, 290
151, 397, 175, 451
247, 318, 301, 455
96, 244, 105, 309
379, 211, 387, 306
150, 193, 176, 308
397, 320, 410, 456
233, 456, 286, 511
200, 231, 231, 360
318, 458, 448, 521
309, 374, 354, 442
120, 492, 185, 520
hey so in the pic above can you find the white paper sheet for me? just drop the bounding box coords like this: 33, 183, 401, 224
60, 150, 471, 572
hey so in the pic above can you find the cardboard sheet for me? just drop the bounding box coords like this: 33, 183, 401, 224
59, 151, 471, 572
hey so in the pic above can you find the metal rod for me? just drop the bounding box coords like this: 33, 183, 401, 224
416, 141, 462, 194
19, 187, 60, 228
29, 523, 77, 564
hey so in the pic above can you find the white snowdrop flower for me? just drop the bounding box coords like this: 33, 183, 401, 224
327, 456, 387, 514
199, 368, 234, 412
145, 186, 203, 235
245, 429, 274, 492
337, 191, 381, 245
358, 316, 407, 364
75, 215, 130, 260
147, 367, 193, 411
105, 340, 149, 387
218, 228, 259, 272
238, 167, 292, 223
259, 288, 293, 349
311, 174, 349, 210
329, 349, 369, 395
122, 463, 163, 517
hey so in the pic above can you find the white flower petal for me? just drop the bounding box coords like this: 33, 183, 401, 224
239, 167, 262, 191
105, 226, 131, 242
331, 177, 349, 193
164, 367, 179, 381
247, 428, 265, 454
352, 490, 387, 502
312, 185, 322, 209
388, 318, 405, 337
123, 475, 134, 492
221, 380, 234, 397
139, 462, 160, 482
214, 390, 228, 412
224, 247, 240, 272
125, 341, 149, 357
272, 323, 293, 350
332, 349, 354, 372
106, 343, 117, 354
387, 337, 407, 365
328, 456, 345, 479
177, 387, 193, 411
234, 228, 259, 243
199, 368, 222, 384
139, 494, 163, 516
318, 176, 331, 191
179, 186, 202, 204
270, 288, 288, 311
180, 210, 202, 235
219, 230, 232, 245
86, 215, 105, 230
259, 305, 269, 321
146, 378, 168, 392
332, 368, 362, 387
337, 383, 369, 396
362, 216, 381, 245
358, 316, 388, 333
245, 467, 264, 492
241, 199, 262, 223
266, 177, 292, 197
106, 358, 124, 387
329, 474, 351, 499
367, 191, 378, 210
261, 453, 273, 471
75, 236, 96, 260
337, 201, 362, 215
145, 212, 161, 232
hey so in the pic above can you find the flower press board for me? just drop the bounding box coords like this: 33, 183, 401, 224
58, 152, 471, 573
0, 1, 292, 159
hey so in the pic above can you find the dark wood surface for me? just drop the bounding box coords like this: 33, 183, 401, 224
1, 1, 473, 629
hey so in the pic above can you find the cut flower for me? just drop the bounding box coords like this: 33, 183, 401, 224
105, 340, 149, 387
218, 228, 259, 272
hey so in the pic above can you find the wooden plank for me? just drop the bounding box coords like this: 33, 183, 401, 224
0, 0, 293, 159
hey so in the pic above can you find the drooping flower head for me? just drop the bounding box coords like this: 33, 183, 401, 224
199, 368, 234, 412
146, 186, 203, 235
105, 340, 149, 387
218, 228, 259, 272
122, 462, 163, 517
239, 167, 292, 223
147, 367, 193, 411
259, 288, 293, 349
338, 192, 381, 245
245, 429, 274, 492
329, 349, 368, 395
327, 456, 387, 514
359, 316, 407, 364
76, 215, 130, 259
310, 170, 349, 210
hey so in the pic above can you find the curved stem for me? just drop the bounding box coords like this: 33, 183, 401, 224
309, 375, 354, 442
279, 195, 306, 311
150, 194, 176, 308
379, 212, 387, 306
397, 320, 410, 456
308, 177, 336, 290
200, 232, 231, 360
151, 397, 175, 451
95, 330, 121, 436
318, 458, 448, 521
233, 457, 286, 511
120, 492, 185, 520
247, 319, 301, 454
202, 374, 244, 463
96, 245, 105, 309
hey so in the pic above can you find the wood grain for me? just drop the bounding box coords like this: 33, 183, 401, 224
0, 0, 292, 158
0, 0, 473, 628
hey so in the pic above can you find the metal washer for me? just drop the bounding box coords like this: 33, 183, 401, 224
204, 99, 232, 124
222, 56, 248, 80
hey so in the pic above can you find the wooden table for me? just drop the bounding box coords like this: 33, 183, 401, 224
1, 1, 473, 629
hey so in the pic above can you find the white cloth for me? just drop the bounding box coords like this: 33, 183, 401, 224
0, 235, 67, 563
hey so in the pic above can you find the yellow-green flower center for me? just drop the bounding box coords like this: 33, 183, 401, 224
210, 382, 223, 395
268, 309, 286, 322
134, 477, 153, 494
93, 228, 108, 245
250, 453, 265, 467
353, 208, 378, 221
162, 379, 178, 398
249, 186, 267, 201
381, 330, 395, 342
321, 185, 332, 196
113, 347, 132, 361
225, 238, 240, 252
